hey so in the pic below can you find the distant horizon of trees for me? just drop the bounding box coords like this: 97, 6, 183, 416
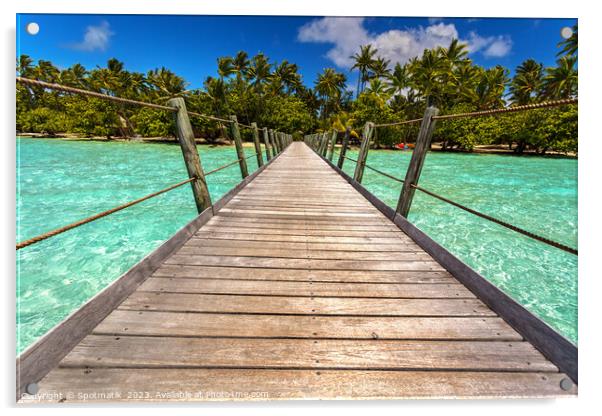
16, 24, 577, 155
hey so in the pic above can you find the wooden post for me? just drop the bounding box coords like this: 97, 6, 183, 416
279, 132, 284, 152
228, 115, 249, 179
276, 132, 282, 153
327, 129, 338, 161
353, 122, 375, 183
318, 133, 325, 156
251, 122, 264, 167
396, 106, 439, 217
269, 129, 277, 154
167, 97, 212, 213
337, 126, 350, 169
263, 127, 272, 161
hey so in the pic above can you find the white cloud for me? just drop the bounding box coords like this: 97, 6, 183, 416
297, 17, 512, 69
428, 17, 444, 24
70, 21, 114, 52
483, 37, 513, 57
297, 17, 370, 67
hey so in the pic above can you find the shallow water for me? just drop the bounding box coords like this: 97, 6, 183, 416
16, 138, 577, 353
16, 138, 261, 353
339, 148, 577, 344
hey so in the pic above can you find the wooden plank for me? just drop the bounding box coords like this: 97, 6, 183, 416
151, 265, 454, 283
27, 368, 577, 403
164, 254, 446, 271
120, 292, 494, 316
184, 238, 421, 252
176, 246, 433, 260
61, 336, 555, 372
198, 226, 405, 238
191, 233, 412, 245
217, 207, 380, 218
138, 277, 475, 298
93, 311, 521, 340
26, 369, 575, 402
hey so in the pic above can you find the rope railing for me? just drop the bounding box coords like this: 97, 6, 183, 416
373, 118, 424, 128
364, 164, 405, 183
204, 153, 261, 176
339, 153, 404, 183
16, 177, 196, 250
187, 110, 233, 124
432, 98, 578, 121
370, 98, 577, 128
17, 77, 177, 112
410, 184, 577, 255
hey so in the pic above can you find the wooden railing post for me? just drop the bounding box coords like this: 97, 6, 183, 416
277, 132, 283, 153
319, 132, 325, 156
263, 127, 272, 161
251, 122, 264, 167
167, 97, 212, 213
337, 126, 350, 169
228, 115, 249, 178
327, 129, 338, 161
396, 106, 439, 217
320, 132, 328, 157
353, 122, 375, 183
269, 129, 277, 154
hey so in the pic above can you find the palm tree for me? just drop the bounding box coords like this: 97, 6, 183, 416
350, 44, 378, 97
247, 53, 271, 93
315, 68, 347, 119
409, 49, 445, 106
268, 60, 302, 96
32, 60, 60, 83
543, 55, 578, 99
386, 63, 410, 97
231, 51, 250, 84
440, 38, 469, 66
203, 76, 229, 139
17, 55, 34, 77
558, 24, 577, 57
364, 79, 388, 97
510, 59, 543, 105
146, 67, 187, 99
59, 64, 89, 89
474, 65, 510, 109
217, 56, 235, 80
368, 56, 391, 80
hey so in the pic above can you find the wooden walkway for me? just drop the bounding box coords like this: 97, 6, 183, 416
24, 143, 575, 401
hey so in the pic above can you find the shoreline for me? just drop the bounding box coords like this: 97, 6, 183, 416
16, 133, 577, 159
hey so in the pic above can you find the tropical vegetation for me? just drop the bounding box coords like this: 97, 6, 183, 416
16, 25, 577, 154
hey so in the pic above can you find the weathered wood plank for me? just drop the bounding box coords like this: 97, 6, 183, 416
61, 336, 555, 371
191, 233, 413, 245
94, 311, 521, 340
164, 254, 446, 271
151, 265, 454, 283
183, 238, 421, 252
138, 277, 474, 298
27, 369, 575, 402
120, 292, 494, 316
176, 246, 433, 260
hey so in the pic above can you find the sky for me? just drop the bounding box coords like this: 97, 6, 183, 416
16, 14, 577, 91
